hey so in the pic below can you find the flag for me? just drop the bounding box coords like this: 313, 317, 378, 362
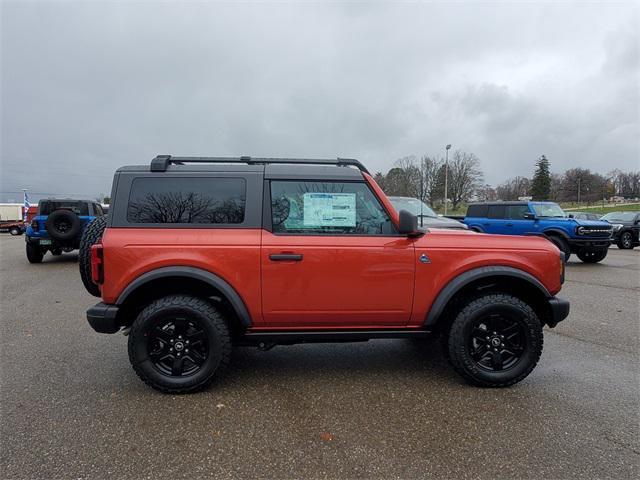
23, 190, 30, 223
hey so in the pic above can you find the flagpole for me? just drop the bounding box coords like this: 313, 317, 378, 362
22, 189, 29, 223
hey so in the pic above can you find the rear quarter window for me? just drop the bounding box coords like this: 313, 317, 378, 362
487, 205, 506, 219
466, 204, 488, 217
126, 177, 246, 224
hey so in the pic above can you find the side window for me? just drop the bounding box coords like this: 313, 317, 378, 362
270, 181, 395, 235
127, 177, 246, 224
487, 205, 506, 219
467, 204, 488, 217
506, 205, 530, 220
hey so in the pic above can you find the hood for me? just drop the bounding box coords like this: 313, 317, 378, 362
571, 218, 612, 227
417, 216, 467, 230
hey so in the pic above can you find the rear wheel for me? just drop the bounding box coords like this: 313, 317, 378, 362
617, 231, 634, 250
79, 216, 107, 297
548, 235, 570, 262
26, 243, 44, 263
447, 294, 543, 387
576, 248, 608, 263
9, 227, 21, 236
128, 295, 231, 394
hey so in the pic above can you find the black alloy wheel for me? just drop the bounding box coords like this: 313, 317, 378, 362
468, 313, 525, 372
447, 293, 543, 387
147, 317, 209, 377
618, 231, 633, 250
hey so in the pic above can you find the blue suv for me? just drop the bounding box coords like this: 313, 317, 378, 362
463, 201, 612, 263
25, 199, 105, 263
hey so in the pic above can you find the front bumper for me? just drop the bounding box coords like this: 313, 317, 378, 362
567, 237, 611, 251
87, 302, 120, 334
547, 296, 570, 328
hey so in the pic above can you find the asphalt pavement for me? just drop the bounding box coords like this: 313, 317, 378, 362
1, 235, 638, 479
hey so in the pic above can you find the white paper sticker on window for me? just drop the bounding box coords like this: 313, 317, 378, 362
303, 193, 356, 227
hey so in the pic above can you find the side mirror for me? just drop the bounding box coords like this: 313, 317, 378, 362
567, 214, 574, 218
523, 212, 536, 220
398, 209, 421, 236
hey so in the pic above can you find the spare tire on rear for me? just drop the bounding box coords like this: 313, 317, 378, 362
45, 209, 82, 241
79, 216, 107, 297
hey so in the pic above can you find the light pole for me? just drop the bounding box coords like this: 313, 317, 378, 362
444, 144, 452, 215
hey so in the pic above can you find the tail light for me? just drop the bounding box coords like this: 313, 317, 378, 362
91, 244, 104, 284
31, 219, 39, 232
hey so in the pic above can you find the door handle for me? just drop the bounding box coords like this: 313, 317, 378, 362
269, 253, 303, 261
506, 223, 514, 227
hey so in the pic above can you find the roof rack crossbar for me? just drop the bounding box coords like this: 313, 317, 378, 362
150, 155, 369, 174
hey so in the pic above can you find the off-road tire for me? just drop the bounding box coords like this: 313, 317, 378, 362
45, 209, 82, 241
128, 295, 232, 394
548, 235, 570, 263
617, 231, 634, 250
447, 294, 543, 388
79, 216, 107, 297
26, 243, 44, 263
576, 248, 608, 263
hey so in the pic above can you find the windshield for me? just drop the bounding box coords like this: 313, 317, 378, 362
389, 197, 437, 217
531, 203, 566, 218
601, 212, 636, 222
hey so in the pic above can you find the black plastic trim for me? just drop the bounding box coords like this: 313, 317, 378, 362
87, 302, 120, 334
240, 329, 432, 345
115, 266, 252, 328
424, 266, 552, 327
547, 296, 570, 328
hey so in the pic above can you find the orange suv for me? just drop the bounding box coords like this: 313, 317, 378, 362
81, 155, 569, 393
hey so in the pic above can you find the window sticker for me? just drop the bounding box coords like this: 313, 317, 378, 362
303, 193, 356, 227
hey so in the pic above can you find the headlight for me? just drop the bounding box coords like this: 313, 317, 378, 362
576, 226, 586, 235
613, 224, 623, 231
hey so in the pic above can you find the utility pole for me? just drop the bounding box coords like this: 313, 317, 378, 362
444, 144, 452, 215
577, 177, 581, 204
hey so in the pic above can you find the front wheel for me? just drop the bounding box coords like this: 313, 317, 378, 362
9, 227, 21, 236
617, 231, 634, 250
548, 235, 571, 263
447, 294, 543, 387
26, 243, 44, 263
576, 248, 608, 263
128, 295, 231, 394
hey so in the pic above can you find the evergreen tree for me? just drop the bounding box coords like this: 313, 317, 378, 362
531, 155, 551, 200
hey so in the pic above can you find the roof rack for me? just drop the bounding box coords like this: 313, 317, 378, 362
150, 155, 369, 174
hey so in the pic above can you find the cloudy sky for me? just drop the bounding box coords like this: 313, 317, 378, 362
1, 1, 638, 201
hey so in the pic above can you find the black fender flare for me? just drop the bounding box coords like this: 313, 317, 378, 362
541, 228, 571, 240
116, 266, 252, 328
424, 266, 551, 327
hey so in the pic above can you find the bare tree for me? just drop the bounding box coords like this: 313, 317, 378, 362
446, 150, 484, 209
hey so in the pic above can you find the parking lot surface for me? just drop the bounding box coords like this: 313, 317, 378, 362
1, 235, 638, 479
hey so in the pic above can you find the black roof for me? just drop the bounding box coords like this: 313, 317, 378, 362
468, 201, 529, 206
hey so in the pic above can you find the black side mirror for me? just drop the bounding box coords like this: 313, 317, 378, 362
398, 209, 421, 236
567, 214, 574, 218
523, 212, 536, 220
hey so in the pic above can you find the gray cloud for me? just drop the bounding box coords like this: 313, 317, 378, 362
1, 1, 638, 201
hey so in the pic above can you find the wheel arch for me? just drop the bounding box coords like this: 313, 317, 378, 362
424, 266, 553, 329
115, 266, 252, 333
541, 228, 571, 239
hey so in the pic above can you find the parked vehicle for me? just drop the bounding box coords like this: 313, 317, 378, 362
388, 197, 468, 230
0, 220, 25, 235
463, 201, 612, 263
600, 211, 640, 250
0, 203, 26, 235
25, 199, 105, 263
83, 155, 569, 393
569, 212, 602, 221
